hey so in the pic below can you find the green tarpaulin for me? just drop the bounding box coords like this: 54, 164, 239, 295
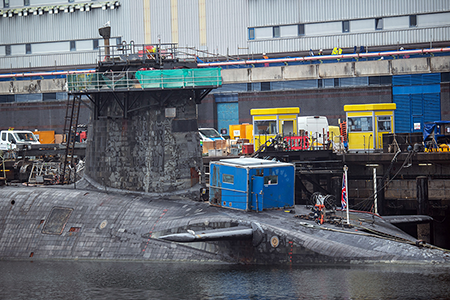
135, 68, 222, 89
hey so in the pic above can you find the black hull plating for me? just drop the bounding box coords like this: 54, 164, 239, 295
0, 182, 449, 265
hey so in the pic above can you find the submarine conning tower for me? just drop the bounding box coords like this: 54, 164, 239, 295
65, 26, 221, 192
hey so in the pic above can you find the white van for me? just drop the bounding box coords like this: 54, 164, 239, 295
0, 130, 41, 151
198, 128, 225, 142
297, 116, 329, 147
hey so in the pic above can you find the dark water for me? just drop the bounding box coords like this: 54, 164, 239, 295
1, 261, 449, 300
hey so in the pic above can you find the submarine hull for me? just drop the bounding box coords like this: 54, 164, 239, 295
0, 183, 449, 265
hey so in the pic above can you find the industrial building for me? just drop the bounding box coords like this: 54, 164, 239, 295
0, 0, 449, 133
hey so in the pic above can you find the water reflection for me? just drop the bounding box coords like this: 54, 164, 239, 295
0, 261, 449, 300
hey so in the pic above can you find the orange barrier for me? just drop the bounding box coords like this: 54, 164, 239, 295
284, 136, 309, 150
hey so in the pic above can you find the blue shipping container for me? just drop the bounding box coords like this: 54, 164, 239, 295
209, 157, 295, 212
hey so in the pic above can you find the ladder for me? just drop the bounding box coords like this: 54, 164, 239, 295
61, 94, 81, 184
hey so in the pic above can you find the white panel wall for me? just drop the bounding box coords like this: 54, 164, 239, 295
255, 27, 272, 39
384, 16, 409, 30
77, 40, 93, 51
11, 44, 25, 55
33, 42, 66, 54
308, 22, 342, 36
351, 19, 375, 33
419, 12, 450, 27
281, 25, 298, 37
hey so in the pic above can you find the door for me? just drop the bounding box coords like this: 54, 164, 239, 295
251, 175, 264, 212
376, 116, 392, 149
215, 94, 239, 137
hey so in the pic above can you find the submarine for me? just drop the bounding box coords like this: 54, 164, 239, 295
1, 42, 449, 265
0, 164, 449, 265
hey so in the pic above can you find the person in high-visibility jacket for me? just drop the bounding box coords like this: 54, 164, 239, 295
332, 47, 342, 61
262, 53, 269, 67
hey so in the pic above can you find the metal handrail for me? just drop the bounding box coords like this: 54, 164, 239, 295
67, 69, 222, 92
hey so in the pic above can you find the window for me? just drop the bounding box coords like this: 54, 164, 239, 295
377, 116, 391, 132
68, 0, 74, 2
116, 37, 122, 45
5, 45, 11, 56
248, 28, 255, 40
409, 15, 417, 27
93, 39, 99, 50
342, 21, 349, 33
375, 18, 383, 30
273, 26, 280, 38
369, 76, 392, 85
348, 117, 373, 132
261, 82, 271, 91
247, 83, 253, 91
222, 174, 234, 184
3, 0, 9, 8
334, 78, 340, 87
0, 95, 15, 103
26, 44, 31, 54
23, 0, 30, 6
254, 120, 277, 135
298, 24, 305, 36
70, 41, 76, 51
264, 175, 278, 185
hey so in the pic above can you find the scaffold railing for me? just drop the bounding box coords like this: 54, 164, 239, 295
67, 68, 222, 92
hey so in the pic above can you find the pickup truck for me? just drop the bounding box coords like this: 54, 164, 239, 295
0, 130, 41, 151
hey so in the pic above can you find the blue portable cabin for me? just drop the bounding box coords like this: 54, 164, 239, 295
209, 157, 295, 211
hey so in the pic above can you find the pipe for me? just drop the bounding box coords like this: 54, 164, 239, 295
197, 47, 450, 67
1, 47, 449, 79
0, 70, 95, 79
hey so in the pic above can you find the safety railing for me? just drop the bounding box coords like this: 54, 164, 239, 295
67, 68, 222, 92
98, 42, 181, 63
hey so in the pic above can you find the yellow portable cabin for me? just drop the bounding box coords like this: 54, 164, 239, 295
251, 107, 299, 151
344, 103, 396, 152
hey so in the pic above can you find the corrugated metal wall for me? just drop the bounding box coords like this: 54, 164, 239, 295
204, 0, 248, 57
298, 0, 450, 23
393, 73, 441, 133
1, 0, 450, 69
247, 0, 450, 55
149, 1, 172, 44
0, 1, 145, 69
247, 26, 450, 55
146, 0, 248, 58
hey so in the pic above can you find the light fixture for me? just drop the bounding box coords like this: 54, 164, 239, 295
80, 6, 85, 12
366, 164, 379, 167
8, 11, 13, 17
102, 5, 107, 10
85, 5, 90, 11
418, 163, 432, 166
64, 7, 69, 13
23, 10, 28, 16
3, 12, 7, 18
33, 10, 37, 15
38, 9, 43, 15
69, 6, 74, 13
49, 8, 53, 14
110, 3, 115, 10
18, 11, 23, 16
54, 8, 58, 14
